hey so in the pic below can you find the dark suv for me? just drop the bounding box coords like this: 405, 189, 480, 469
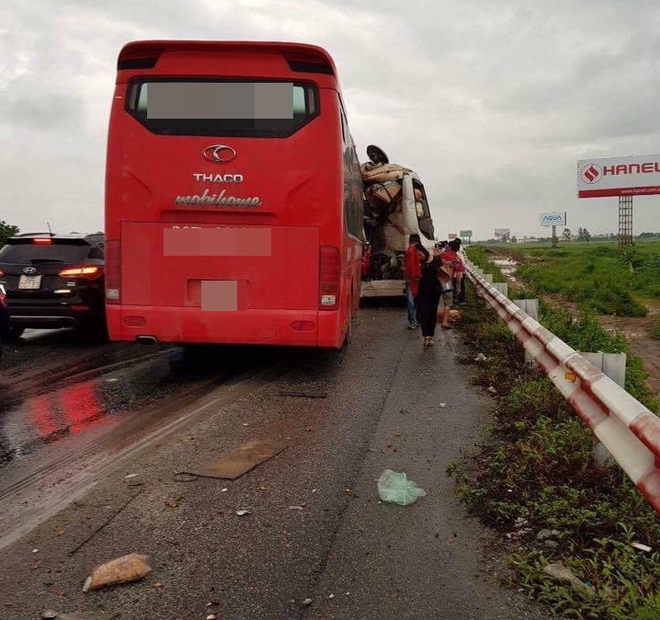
0, 233, 106, 337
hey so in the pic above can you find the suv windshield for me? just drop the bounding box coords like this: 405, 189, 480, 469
0, 243, 91, 265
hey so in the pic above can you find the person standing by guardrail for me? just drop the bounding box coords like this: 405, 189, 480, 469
440, 239, 465, 305
453, 238, 467, 305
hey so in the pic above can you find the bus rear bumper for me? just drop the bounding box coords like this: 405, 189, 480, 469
360, 279, 405, 298
107, 306, 343, 348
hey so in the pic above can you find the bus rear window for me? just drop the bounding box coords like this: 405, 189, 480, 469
126, 80, 318, 138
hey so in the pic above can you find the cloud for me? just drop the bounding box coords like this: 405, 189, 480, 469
0, 0, 659, 239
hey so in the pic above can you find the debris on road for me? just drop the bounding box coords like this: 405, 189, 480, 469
206, 614, 217, 620
183, 439, 288, 480
543, 563, 594, 597
124, 473, 139, 479
55, 613, 120, 620
289, 505, 305, 511
377, 470, 427, 506
439, 402, 447, 408
105, 378, 119, 383
278, 389, 328, 399
301, 598, 313, 607
82, 553, 152, 592
487, 386, 497, 394
42, 611, 58, 619
173, 472, 198, 482
236, 510, 251, 516
474, 353, 488, 362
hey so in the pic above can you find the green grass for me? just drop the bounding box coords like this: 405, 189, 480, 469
453, 294, 660, 619
484, 240, 660, 317
466, 245, 659, 412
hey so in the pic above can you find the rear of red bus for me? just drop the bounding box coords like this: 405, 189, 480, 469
105, 41, 363, 348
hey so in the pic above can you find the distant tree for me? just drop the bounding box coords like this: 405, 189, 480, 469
0, 220, 20, 247
563, 227, 572, 241
577, 227, 592, 242
510, 235, 517, 243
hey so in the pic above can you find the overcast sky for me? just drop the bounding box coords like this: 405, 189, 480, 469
1, 0, 659, 241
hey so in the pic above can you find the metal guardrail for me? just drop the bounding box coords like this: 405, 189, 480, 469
465, 260, 660, 515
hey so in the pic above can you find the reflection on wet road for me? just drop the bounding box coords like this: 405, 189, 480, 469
0, 329, 277, 468
0, 329, 296, 549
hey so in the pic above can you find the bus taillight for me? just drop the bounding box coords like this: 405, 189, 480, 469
105, 240, 121, 303
319, 246, 340, 310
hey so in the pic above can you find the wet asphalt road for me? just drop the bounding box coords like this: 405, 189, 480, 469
0, 313, 550, 620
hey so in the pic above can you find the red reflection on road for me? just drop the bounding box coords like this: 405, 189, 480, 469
28, 382, 106, 442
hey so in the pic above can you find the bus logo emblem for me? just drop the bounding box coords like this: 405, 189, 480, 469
204, 145, 237, 163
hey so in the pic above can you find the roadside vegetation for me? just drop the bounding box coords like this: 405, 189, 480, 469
0, 220, 20, 247
451, 248, 660, 619
487, 240, 660, 317
652, 316, 660, 341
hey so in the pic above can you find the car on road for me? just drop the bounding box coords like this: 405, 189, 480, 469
0, 233, 106, 338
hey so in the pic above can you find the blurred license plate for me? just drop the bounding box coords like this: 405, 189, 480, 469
19, 275, 42, 289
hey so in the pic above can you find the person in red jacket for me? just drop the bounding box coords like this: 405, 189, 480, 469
439, 239, 464, 302
403, 234, 422, 329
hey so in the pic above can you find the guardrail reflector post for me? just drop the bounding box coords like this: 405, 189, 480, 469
581, 352, 627, 388
493, 282, 508, 297
513, 299, 539, 320
513, 299, 539, 367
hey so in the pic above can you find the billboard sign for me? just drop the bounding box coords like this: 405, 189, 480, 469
459, 230, 473, 237
448, 233, 457, 239
494, 228, 510, 239
577, 154, 660, 198
539, 212, 566, 227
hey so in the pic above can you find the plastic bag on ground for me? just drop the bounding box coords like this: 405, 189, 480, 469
377, 469, 427, 506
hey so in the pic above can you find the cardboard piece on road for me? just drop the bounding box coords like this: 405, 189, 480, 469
190, 439, 288, 480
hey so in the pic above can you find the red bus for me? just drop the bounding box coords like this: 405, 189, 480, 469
105, 41, 363, 348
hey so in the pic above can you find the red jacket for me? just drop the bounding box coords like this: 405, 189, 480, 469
404, 245, 422, 296
439, 249, 464, 275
